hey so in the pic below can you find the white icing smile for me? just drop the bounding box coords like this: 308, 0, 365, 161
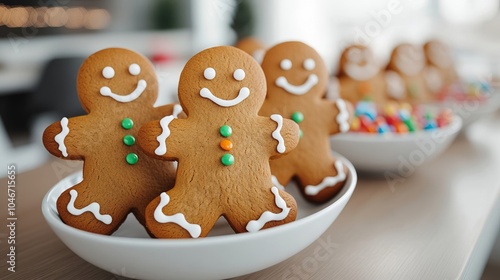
344, 48, 378, 81
275, 74, 318, 95
100, 79, 147, 103
200, 67, 250, 107
344, 63, 379, 81
99, 63, 147, 103
200, 87, 250, 107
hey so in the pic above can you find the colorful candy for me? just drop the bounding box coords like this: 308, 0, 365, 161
351, 101, 452, 134
436, 81, 490, 103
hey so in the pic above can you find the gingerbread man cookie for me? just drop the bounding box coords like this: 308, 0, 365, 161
137, 46, 300, 238
423, 40, 458, 91
235, 37, 266, 63
259, 41, 352, 203
386, 43, 435, 103
337, 45, 394, 104
43, 48, 178, 235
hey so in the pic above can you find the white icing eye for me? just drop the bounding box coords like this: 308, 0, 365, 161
204, 67, 216, 80
303, 58, 315, 71
102, 66, 115, 79
280, 59, 292, 71
233, 69, 245, 81
129, 64, 141, 76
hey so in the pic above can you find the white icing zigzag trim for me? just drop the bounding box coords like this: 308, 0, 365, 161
270, 114, 285, 153
275, 74, 318, 95
200, 87, 250, 107
155, 104, 183, 156
335, 99, 350, 133
100, 79, 147, 103
154, 192, 202, 238
67, 189, 112, 224
171, 104, 183, 118
54, 117, 70, 157
271, 175, 286, 191
246, 186, 291, 232
305, 160, 346, 196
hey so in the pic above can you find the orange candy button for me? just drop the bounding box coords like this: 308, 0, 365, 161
220, 139, 233, 151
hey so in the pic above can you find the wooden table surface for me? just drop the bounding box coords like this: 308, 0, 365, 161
2, 111, 500, 280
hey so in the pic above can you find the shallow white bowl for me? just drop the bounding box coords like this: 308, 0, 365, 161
432, 91, 500, 127
42, 156, 357, 280
330, 116, 462, 173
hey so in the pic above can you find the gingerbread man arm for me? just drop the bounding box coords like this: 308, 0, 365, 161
43, 116, 88, 160
265, 115, 300, 159
328, 98, 353, 135
137, 116, 184, 161
151, 103, 185, 121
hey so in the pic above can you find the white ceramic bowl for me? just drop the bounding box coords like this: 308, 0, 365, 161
430, 90, 500, 127
330, 116, 462, 173
42, 156, 357, 280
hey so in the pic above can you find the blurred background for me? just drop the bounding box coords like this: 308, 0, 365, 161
0, 0, 500, 277
1, 0, 500, 151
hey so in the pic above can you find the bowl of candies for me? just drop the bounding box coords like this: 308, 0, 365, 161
331, 101, 462, 173
432, 80, 500, 127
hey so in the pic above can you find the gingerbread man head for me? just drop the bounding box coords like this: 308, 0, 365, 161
262, 41, 328, 101
338, 45, 380, 81
424, 40, 453, 70
387, 43, 426, 77
336, 45, 393, 104
77, 48, 158, 112
178, 46, 266, 118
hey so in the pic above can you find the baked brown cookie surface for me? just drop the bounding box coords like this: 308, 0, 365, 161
235, 37, 266, 63
260, 41, 352, 203
423, 40, 458, 91
337, 45, 389, 104
386, 43, 435, 102
43, 48, 177, 235
137, 46, 299, 238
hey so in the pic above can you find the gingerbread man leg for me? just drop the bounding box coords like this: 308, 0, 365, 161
296, 157, 347, 203
56, 180, 129, 235
223, 184, 297, 233
145, 186, 221, 239
270, 160, 296, 191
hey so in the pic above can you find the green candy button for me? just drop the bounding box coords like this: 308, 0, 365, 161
121, 118, 134, 130
291, 112, 304, 124
126, 153, 138, 165
123, 135, 135, 146
221, 153, 234, 166
219, 125, 232, 137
